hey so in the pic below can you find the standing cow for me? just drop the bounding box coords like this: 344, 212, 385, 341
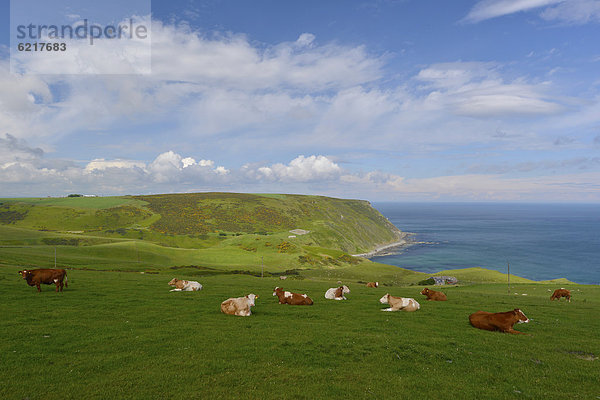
18, 269, 68, 292
550, 288, 571, 302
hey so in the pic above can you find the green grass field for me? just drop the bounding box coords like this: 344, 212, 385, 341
1, 193, 597, 399
1, 268, 598, 400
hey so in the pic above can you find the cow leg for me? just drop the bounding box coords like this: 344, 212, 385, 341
506, 328, 529, 335
36, 283, 41, 292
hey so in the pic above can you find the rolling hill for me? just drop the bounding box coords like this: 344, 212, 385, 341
0, 193, 418, 281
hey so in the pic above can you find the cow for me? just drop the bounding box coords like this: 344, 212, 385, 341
279, 276, 288, 280
379, 294, 420, 312
168, 278, 202, 292
18, 269, 68, 292
469, 309, 530, 335
366, 282, 379, 288
220, 294, 258, 316
273, 287, 313, 305
550, 288, 571, 302
325, 285, 350, 300
420, 287, 447, 301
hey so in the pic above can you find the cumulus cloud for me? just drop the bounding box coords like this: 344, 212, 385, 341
254, 155, 341, 182
0, 145, 229, 196
1, 144, 599, 201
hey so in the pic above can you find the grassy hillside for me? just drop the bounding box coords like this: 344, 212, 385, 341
2, 193, 595, 398
1, 269, 597, 399
0, 193, 408, 277
0, 193, 579, 285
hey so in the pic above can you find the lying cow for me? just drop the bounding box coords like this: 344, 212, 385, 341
379, 293, 420, 312
168, 278, 202, 292
273, 287, 313, 305
221, 294, 258, 316
325, 285, 350, 300
366, 282, 379, 288
420, 287, 447, 301
550, 288, 571, 302
469, 308, 530, 335
18, 268, 68, 292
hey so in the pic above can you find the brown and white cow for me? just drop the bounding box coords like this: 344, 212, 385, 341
273, 287, 313, 305
220, 294, 258, 316
168, 278, 202, 292
325, 285, 350, 300
366, 282, 379, 288
420, 287, 447, 301
469, 309, 530, 335
550, 288, 571, 302
18, 269, 68, 292
379, 294, 420, 312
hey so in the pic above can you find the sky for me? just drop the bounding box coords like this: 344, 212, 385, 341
1, 0, 600, 201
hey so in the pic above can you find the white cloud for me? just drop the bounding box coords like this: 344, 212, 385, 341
540, 0, 600, 24
463, 0, 600, 25
415, 62, 563, 117
1, 144, 599, 202
254, 155, 342, 182
149, 23, 382, 90
462, 0, 565, 23
85, 159, 146, 172
342, 170, 600, 202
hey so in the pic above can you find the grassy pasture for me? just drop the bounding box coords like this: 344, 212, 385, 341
1, 268, 598, 400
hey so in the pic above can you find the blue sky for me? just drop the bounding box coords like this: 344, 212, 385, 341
1, 0, 600, 201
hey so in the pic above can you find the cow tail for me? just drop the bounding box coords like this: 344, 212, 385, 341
65, 272, 68, 288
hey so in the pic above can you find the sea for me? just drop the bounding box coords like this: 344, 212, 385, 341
372, 202, 600, 285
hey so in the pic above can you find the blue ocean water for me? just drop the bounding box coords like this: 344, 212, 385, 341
372, 203, 600, 285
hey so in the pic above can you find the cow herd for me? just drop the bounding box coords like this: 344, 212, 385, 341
17, 268, 573, 334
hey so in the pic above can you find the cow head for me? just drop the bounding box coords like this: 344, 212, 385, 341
342, 285, 350, 294
379, 294, 390, 304
168, 278, 179, 286
18, 270, 29, 279
246, 294, 258, 306
420, 288, 430, 295
273, 287, 282, 296
375, 282, 379, 288
514, 309, 530, 323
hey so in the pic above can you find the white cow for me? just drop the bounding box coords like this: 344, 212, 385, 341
379, 293, 420, 312
221, 294, 258, 316
325, 285, 350, 300
168, 278, 203, 292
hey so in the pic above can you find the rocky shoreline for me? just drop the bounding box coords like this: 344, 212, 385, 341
352, 232, 417, 258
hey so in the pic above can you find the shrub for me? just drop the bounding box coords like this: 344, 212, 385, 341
417, 278, 436, 286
